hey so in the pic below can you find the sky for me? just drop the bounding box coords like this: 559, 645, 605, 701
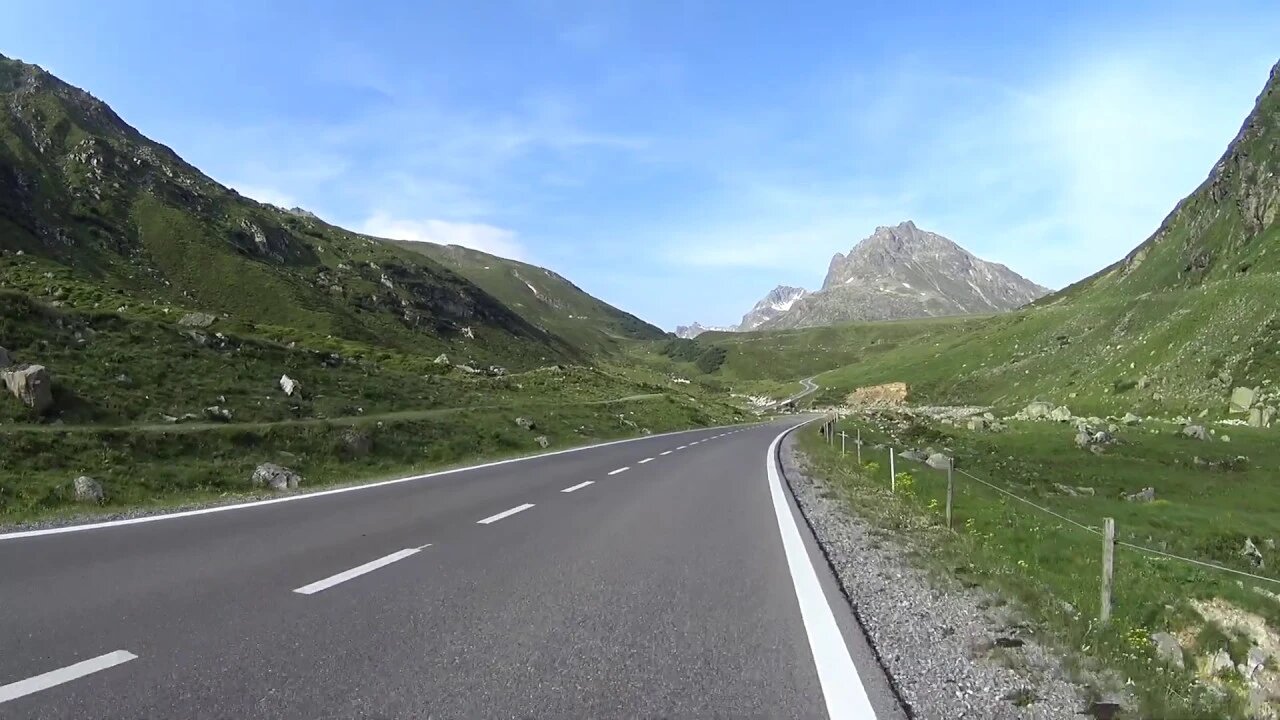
4, 2, 1279, 330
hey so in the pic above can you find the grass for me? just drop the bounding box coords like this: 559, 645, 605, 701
0, 393, 747, 524
799, 413, 1280, 718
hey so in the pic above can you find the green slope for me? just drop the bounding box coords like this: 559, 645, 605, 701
0, 53, 577, 371
392, 241, 665, 353
676, 60, 1280, 418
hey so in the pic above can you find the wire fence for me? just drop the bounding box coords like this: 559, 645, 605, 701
818, 414, 1280, 623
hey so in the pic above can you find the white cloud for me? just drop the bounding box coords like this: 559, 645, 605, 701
357, 212, 527, 261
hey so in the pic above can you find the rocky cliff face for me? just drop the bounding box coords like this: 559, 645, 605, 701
738, 285, 808, 330
674, 322, 734, 339
759, 221, 1048, 329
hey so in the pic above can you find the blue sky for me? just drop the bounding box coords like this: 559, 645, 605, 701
4, 2, 1279, 330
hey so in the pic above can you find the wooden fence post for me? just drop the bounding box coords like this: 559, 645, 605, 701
889, 447, 896, 492
1101, 517, 1115, 623
946, 458, 955, 529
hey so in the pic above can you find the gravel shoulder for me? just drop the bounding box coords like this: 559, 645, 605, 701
781, 430, 1089, 720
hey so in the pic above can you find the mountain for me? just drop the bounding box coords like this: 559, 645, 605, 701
739, 285, 809, 330
758, 221, 1048, 330
674, 322, 735, 339
0, 53, 612, 369
391, 241, 665, 353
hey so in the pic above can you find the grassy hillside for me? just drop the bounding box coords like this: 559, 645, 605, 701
678, 60, 1280, 419
0, 53, 577, 371
392, 240, 665, 354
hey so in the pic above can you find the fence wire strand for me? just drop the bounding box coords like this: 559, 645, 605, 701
888, 453, 1280, 588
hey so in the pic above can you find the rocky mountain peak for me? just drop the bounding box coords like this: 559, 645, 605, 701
739, 285, 809, 330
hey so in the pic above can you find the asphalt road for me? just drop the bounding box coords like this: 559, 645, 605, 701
0, 419, 905, 719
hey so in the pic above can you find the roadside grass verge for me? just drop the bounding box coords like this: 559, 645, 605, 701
799, 416, 1280, 718
0, 394, 746, 525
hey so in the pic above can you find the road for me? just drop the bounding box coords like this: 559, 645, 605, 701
0, 419, 903, 719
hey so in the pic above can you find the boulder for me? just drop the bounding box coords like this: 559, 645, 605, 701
1231, 386, 1258, 413
1151, 632, 1185, 669
899, 449, 928, 462
1, 364, 53, 414
0, 346, 10, 368
534, 435, 550, 449
925, 453, 952, 470
1125, 487, 1156, 503
967, 417, 989, 431
1020, 401, 1055, 420
1121, 412, 1142, 425
251, 463, 303, 491
1243, 537, 1265, 569
279, 374, 302, 397
1074, 430, 1093, 449
1091, 430, 1114, 445
178, 312, 217, 328
72, 475, 104, 504
1201, 649, 1234, 678
204, 406, 233, 422
1182, 424, 1209, 441
1049, 405, 1073, 422
515, 417, 536, 431
433, 353, 450, 365
338, 428, 372, 458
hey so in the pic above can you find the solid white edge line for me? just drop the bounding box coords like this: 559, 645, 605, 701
477, 503, 536, 525
607, 467, 629, 476
561, 481, 594, 493
293, 546, 426, 595
0, 650, 138, 704
765, 422, 877, 719
637, 458, 653, 464
659, 451, 672, 456
1, 421, 771, 541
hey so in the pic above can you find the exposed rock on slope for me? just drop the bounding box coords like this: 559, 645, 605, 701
761, 221, 1048, 329
674, 322, 734, 339
738, 285, 808, 330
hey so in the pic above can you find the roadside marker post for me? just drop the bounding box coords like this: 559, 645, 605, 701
855, 428, 862, 465
889, 447, 896, 492
945, 458, 955, 529
838, 431, 847, 457
1101, 517, 1115, 623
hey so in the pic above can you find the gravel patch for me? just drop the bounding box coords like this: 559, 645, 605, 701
781, 432, 1089, 720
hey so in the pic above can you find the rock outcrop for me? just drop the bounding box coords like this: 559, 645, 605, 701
2, 363, 53, 414
251, 463, 303, 491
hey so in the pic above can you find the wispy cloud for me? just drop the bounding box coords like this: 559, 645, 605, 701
357, 212, 527, 261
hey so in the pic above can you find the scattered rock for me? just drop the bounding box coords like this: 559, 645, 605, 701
1182, 424, 1209, 441
1074, 430, 1093, 449
899, 449, 928, 462
1221, 434, 1232, 443
1201, 649, 1234, 678
251, 463, 303, 491
1232, 386, 1259, 413
433, 353, 450, 365
338, 428, 372, 458
967, 417, 989, 431
534, 435, 550, 449
1018, 400, 1055, 420
1244, 537, 1266, 569
460, 326, 475, 340
1151, 632, 1185, 669
515, 417, 536, 431
71, 475, 104, 504
203, 406, 233, 422
456, 364, 481, 374
1, 364, 54, 414
279, 374, 302, 397
925, 452, 952, 470
178, 312, 216, 328
1125, 487, 1156, 503
1121, 412, 1142, 425
1049, 405, 1073, 422
845, 382, 908, 408
115, 373, 133, 386
1053, 483, 1096, 497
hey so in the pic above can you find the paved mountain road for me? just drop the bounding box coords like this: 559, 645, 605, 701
0, 420, 905, 719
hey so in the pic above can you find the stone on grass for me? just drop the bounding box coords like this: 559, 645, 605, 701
279, 374, 302, 397
338, 428, 372, 458
1074, 430, 1092, 449
534, 435, 550, 449
204, 406, 233, 422
1125, 487, 1156, 503
178, 312, 216, 328
1020, 401, 1055, 420
515, 417, 536, 430
967, 417, 989, 431
899, 449, 928, 462
251, 463, 303, 491
1231, 386, 1258, 413
1, 364, 53, 414
1049, 405, 1073, 422
72, 475, 104, 504
1182, 424, 1209, 441
925, 453, 952, 470
1201, 649, 1234, 678
1243, 537, 1265, 569
433, 353, 450, 365
1150, 632, 1185, 669
1121, 412, 1141, 425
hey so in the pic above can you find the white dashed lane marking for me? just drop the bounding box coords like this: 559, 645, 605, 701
638, 458, 653, 464
293, 546, 431, 595
561, 481, 594, 493
0, 651, 138, 704
660, 451, 672, 456
477, 503, 536, 525
608, 467, 629, 476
